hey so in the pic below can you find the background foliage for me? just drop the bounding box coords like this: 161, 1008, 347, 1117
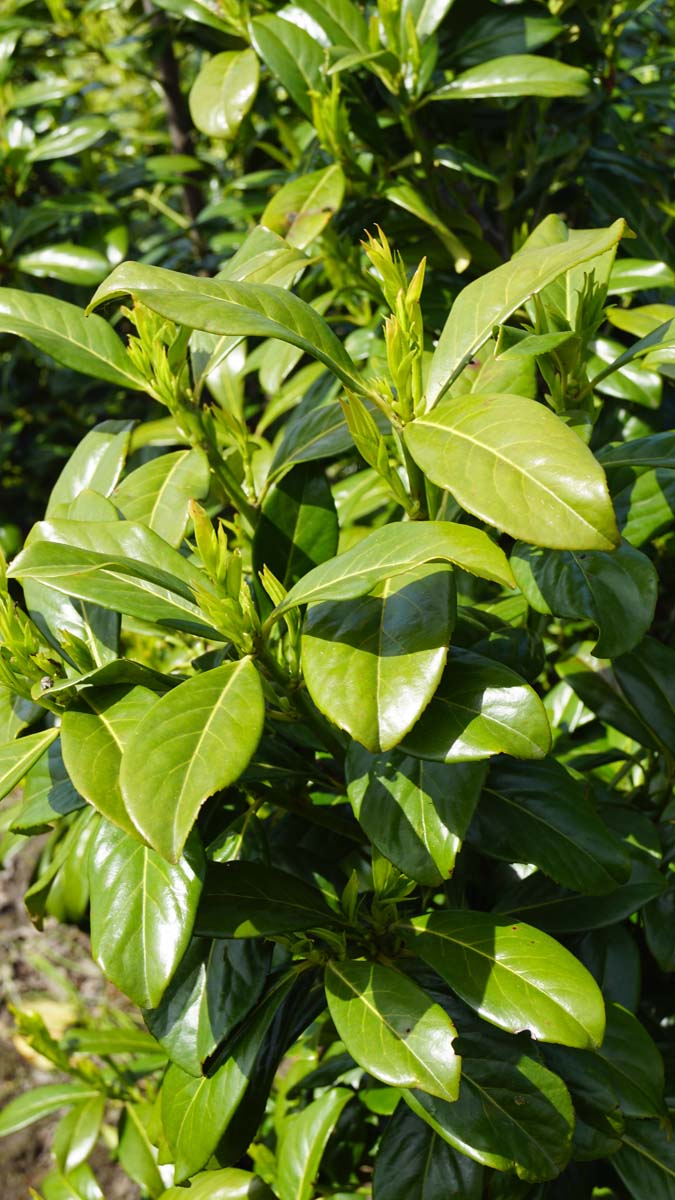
1, 0, 675, 1197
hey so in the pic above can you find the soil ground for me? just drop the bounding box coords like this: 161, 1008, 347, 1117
0, 838, 141, 1199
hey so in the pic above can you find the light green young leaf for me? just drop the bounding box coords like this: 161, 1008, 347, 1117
430, 55, 589, 101
113, 449, 210, 547
325, 959, 461, 1101
398, 910, 605, 1048
277, 1088, 352, 1200
427, 220, 626, 404
405, 394, 620, 550
189, 49, 259, 139
262, 164, 345, 250
0, 728, 59, 803
121, 660, 265, 862
0, 1083, 101, 1138
272, 521, 514, 618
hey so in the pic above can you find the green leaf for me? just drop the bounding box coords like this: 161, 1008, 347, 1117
117, 1104, 165, 1199
612, 1116, 675, 1199
595, 1003, 666, 1119
150, 0, 237, 33
472, 760, 631, 894
161, 972, 297, 1181
53, 1095, 105, 1175
401, 648, 551, 762
47, 421, 133, 517
253, 463, 339, 600
0, 290, 144, 388
511, 540, 657, 657
586, 336, 663, 408
0, 685, 40, 743
8, 519, 224, 641
324, 959, 461, 1100
302, 565, 455, 752
40, 1162, 104, 1200
196, 861, 340, 938
250, 14, 324, 117
113, 449, 210, 547
405, 394, 619, 550
273, 521, 515, 618
402, 0, 458, 41
608, 258, 675, 294
347, 747, 485, 885
88, 265, 362, 394
427, 220, 626, 403
120, 660, 264, 862
144, 936, 271, 1075
430, 55, 589, 100
493, 858, 666, 933
453, 10, 563, 65
0, 727, 59, 803
17, 243, 110, 286
277, 1087, 352, 1200
385, 184, 470, 273
404, 1037, 574, 1182
374, 1102, 484, 1199
262, 165, 345, 250
398, 911, 605, 1047
26, 115, 108, 161
89, 819, 205, 1008
158, 1170, 275, 1200
61, 685, 159, 836
644, 884, 675, 972
0, 1082, 101, 1137
296, 0, 369, 50
189, 49, 259, 139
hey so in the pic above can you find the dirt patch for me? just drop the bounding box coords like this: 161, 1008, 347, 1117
0, 840, 141, 1200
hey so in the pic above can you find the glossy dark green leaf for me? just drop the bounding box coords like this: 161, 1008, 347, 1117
277, 1087, 352, 1200
577, 925, 641, 1012
189, 49, 259, 139
61, 685, 158, 836
47, 420, 133, 517
612, 1116, 675, 1199
386, 184, 470, 273
472, 760, 631, 894
161, 972, 297, 1181
401, 648, 551, 762
542, 1043, 623, 1138
0, 290, 144, 388
586, 337, 662, 408
431, 55, 589, 101
373, 1102, 484, 1199
595, 1003, 666, 1119
8, 519, 224, 641
494, 858, 666, 932
89, 819, 205, 1008
196, 861, 339, 938
405, 394, 619, 550
144, 936, 271, 1075
297, 0, 369, 50
17, 242, 110, 286
404, 1038, 574, 1181
0, 1082, 101, 1136
511, 540, 657, 658
454, 10, 563, 65
644, 884, 675, 972
427, 221, 626, 403
0, 685, 40, 743
253, 463, 339, 599
557, 640, 675, 754
120, 660, 264, 862
150, 0, 236, 32
274, 522, 514, 618
302, 565, 454, 752
113, 449, 210, 547
0, 727, 58, 802
325, 959, 461, 1100
608, 259, 675, 294
89, 264, 362, 393
347, 746, 485, 884
250, 15, 324, 117
398, 910, 605, 1047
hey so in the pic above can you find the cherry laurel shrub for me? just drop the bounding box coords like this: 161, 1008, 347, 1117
1, 219, 675, 1198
